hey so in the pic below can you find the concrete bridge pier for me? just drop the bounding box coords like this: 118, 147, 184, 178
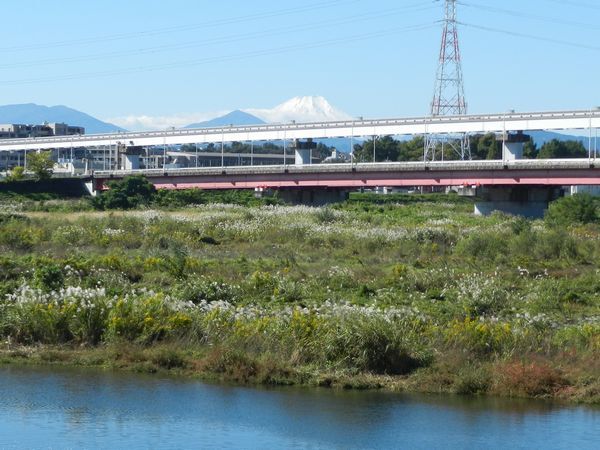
474, 186, 562, 218
292, 139, 317, 165
499, 131, 530, 160
276, 188, 349, 206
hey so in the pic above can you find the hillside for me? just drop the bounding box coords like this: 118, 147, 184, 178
0, 104, 125, 134
185, 110, 265, 128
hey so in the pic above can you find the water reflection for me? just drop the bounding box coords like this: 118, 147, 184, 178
0, 365, 598, 449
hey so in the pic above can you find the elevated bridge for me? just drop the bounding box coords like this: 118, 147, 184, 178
1, 109, 600, 152
91, 159, 600, 191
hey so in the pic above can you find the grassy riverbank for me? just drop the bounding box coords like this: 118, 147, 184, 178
0, 193, 598, 403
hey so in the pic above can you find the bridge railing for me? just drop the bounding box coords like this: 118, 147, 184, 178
91, 158, 598, 179
2, 109, 600, 150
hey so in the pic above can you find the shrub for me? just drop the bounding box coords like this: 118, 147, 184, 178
323, 312, 429, 375
175, 278, 240, 304
149, 347, 188, 369
26, 151, 54, 181
553, 324, 600, 351
533, 229, 580, 260
545, 194, 598, 227
497, 360, 568, 397
5, 166, 25, 182
510, 216, 532, 235
33, 264, 65, 292
444, 317, 514, 356
455, 232, 508, 261
454, 366, 491, 395
92, 175, 156, 210
106, 294, 192, 344
153, 189, 282, 208
314, 207, 337, 224
2, 285, 109, 345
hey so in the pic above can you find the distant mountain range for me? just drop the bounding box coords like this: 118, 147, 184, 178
184, 103, 353, 151
185, 97, 351, 129
528, 130, 593, 149
1, 101, 596, 152
185, 110, 265, 128
0, 104, 125, 134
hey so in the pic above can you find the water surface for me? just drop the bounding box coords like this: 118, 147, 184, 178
0, 365, 598, 449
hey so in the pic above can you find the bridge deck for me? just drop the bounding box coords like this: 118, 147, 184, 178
92, 159, 600, 190
2, 109, 600, 151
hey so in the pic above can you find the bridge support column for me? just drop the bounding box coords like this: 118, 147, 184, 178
499, 132, 530, 160
292, 139, 316, 165
474, 186, 562, 218
116, 145, 145, 170
278, 188, 349, 206
83, 180, 98, 197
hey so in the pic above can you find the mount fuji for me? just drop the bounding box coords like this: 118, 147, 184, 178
182, 96, 354, 151
184, 96, 352, 129
245, 96, 352, 124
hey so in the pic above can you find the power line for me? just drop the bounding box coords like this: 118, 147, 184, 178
0, 23, 437, 86
543, 0, 600, 10
460, 22, 600, 52
0, 0, 361, 53
459, 1, 600, 31
0, 3, 438, 70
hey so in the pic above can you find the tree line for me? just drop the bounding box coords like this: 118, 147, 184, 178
352, 134, 588, 162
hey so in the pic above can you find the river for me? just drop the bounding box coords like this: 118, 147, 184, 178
0, 365, 598, 449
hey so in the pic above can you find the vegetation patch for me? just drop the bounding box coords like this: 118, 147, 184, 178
0, 193, 598, 403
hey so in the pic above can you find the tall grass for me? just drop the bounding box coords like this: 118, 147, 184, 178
0, 197, 598, 400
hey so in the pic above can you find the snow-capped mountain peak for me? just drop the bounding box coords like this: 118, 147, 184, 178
246, 96, 351, 124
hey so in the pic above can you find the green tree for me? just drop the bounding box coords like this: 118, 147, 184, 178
545, 193, 598, 226
313, 142, 332, 160
482, 133, 501, 160
92, 175, 156, 210
469, 133, 501, 160
523, 137, 538, 159
538, 139, 587, 159
230, 141, 251, 154
26, 151, 55, 180
375, 136, 399, 162
397, 136, 426, 161
353, 136, 399, 162
5, 166, 25, 182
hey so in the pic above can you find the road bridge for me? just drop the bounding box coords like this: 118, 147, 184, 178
91, 159, 600, 191
88, 158, 599, 216
1, 109, 600, 152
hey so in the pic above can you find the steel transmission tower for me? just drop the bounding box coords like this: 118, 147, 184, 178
424, 0, 470, 161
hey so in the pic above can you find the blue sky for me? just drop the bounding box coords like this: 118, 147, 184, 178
2, 0, 600, 128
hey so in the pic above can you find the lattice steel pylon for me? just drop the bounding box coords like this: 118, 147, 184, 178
424, 0, 470, 161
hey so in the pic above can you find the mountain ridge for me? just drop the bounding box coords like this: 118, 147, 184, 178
245, 96, 352, 124
185, 110, 265, 128
2, 101, 595, 151
0, 103, 125, 134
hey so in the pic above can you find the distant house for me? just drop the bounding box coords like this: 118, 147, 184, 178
0, 122, 84, 139
0, 122, 85, 171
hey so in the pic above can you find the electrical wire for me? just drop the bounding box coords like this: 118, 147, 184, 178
0, 3, 438, 70
0, 23, 437, 86
542, 0, 600, 10
0, 0, 368, 53
460, 22, 600, 52
459, 1, 600, 31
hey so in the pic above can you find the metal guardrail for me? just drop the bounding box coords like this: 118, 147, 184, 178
2, 108, 600, 150
91, 158, 599, 179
